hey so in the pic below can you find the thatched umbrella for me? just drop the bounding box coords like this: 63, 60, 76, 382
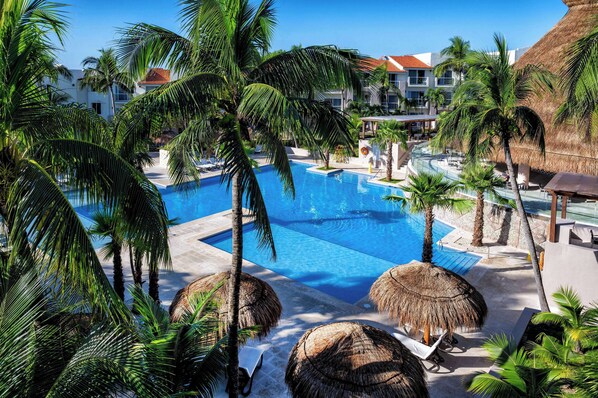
285, 322, 428, 398
370, 262, 487, 345
169, 271, 282, 338
497, 0, 598, 175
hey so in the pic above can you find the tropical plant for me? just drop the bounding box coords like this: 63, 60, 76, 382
0, 0, 170, 320
366, 62, 403, 113
89, 211, 127, 300
385, 173, 472, 262
434, 34, 553, 311
80, 48, 134, 117
425, 87, 446, 114
118, 1, 360, 395
434, 36, 471, 84
555, 21, 598, 140
467, 334, 568, 397
459, 163, 510, 247
532, 287, 598, 353
371, 120, 408, 181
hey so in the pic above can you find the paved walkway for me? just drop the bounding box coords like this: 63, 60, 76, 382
105, 154, 541, 397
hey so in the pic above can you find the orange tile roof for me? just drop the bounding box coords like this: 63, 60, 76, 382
389, 55, 432, 69
360, 57, 405, 73
138, 68, 171, 85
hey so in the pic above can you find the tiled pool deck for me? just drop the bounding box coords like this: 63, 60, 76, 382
102, 154, 542, 397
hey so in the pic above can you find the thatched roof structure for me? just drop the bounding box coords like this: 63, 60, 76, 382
169, 271, 282, 338
285, 322, 428, 398
500, 0, 598, 175
370, 262, 487, 335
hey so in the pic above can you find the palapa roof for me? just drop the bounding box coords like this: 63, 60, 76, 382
502, 0, 598, 175
169, 271, 282, 338
370, 262, 487, 334
544, 172, 598, 199
285, 322, 428, 398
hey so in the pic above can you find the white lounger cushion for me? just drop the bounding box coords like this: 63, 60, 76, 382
238, 346, 265, 378
572, 225, 594, 243
392, 331, 447, 361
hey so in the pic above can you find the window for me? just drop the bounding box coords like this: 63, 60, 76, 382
437, 70, 454, 86
408, 70, 427, 86
388, 73, 399, 88
406, 91, 425, 108
325, 98, 342, 110
387, 95, 399, 111
114, 86, 130, 101
91, 102, 102, 115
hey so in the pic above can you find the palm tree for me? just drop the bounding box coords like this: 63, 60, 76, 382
367, 62, 403, 113
532, 287, 598, 353
89, 211, 126, 300
118, 1, 360, 395
0, 0, 170, 320
385, 173, 472, 262
371, 120, 408, 181
467, 334, 568, 397
459, 163, 510, 247
433, 36, 471, 85
425, 88, 446, 114
80, 48, 134, 118
555, 22, 598, 140
435, 34, 553, 311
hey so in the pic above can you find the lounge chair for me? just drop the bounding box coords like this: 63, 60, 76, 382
192, 158, 215, 172
392, 331, 447, 365
226, 346, 265, 396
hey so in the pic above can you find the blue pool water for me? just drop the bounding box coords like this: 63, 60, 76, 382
75, 162, 480, 303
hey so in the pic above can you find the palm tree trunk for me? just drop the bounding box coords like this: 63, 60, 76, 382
148, 267, 159, 303
324, 148, 330, 169
113, 244, 125, 300
227, 172, 243, 398
422, 207, 434, 263
133, 248, 143, 286
386, 141, 393, 181
109, 85, 116, 118
472, 191, 485, 247
503, 139, 550, 311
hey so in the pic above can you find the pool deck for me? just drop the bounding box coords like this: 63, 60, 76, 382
107, 154, 542, 397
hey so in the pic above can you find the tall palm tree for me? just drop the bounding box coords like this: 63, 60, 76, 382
433, 36, 471, 85
0, 0, 170, 320
425, 87, 446, 114
118, 1, 360, 395
555, 22, 598, 140
89, 211, 126, 300
459, 163, 510, 247
467, 334, 568, 397
435, 34, 553, 311
385, 173, 471, 262
367, 62, 403, 113
80, 48, 134, 118
371, 120, 408, 182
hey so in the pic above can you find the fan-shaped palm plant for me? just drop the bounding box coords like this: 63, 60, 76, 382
434, 34, 553, 311
0, 0, 170, 321
467, 334, 568, 397
425, 87, 446, 114
555, 21, 598, 140
434, 36, 471, 85
366, 62, 403, 113
385, 173, 472, 262
118, 1, 360, 394
371, 120, 408, 182
80, 48, 134, 118
459, 163, 511, 247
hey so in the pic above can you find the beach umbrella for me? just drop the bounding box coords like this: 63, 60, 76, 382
285, 322, 428, 398
370, 262, 487, 345
169, 271, 282, 338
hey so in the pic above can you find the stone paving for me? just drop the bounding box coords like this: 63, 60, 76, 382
105, 154, 542, 397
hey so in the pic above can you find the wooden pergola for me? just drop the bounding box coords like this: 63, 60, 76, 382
360, 115, 438, 139
544, 172, 598, 242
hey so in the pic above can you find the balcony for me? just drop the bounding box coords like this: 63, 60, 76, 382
115, 92, 131, 102
408, 77, 429, 87
436, 77, 454, 86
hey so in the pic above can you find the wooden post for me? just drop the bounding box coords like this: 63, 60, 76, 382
423, 324, 431, 346
549, 192, 557, 243
361, 120, 365, 139
561, 195, 568, 219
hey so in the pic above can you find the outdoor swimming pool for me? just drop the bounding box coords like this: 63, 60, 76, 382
76, 162, 480, 304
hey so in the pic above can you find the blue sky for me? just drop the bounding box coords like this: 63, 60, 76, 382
57, 0, 568, 67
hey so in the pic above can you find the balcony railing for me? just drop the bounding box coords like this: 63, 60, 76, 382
436, 77, 454, 86
408, 77, 429, 87
406, 98, 426, 108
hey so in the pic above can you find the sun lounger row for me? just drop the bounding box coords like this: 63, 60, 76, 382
192, 157, 224, 172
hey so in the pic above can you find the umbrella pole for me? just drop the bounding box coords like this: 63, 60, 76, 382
424, 325, 431, 346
